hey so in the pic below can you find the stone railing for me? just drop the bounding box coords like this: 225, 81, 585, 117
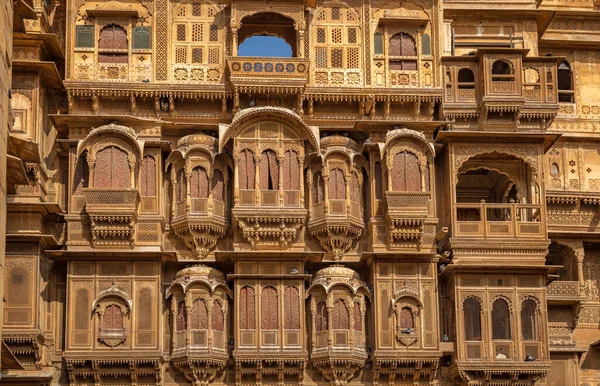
546, 281, 582, 301
454, 202, 545, 239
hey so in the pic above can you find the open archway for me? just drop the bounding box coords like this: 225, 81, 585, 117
238, 13, 297, 57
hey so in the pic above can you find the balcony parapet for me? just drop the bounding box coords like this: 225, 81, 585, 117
227, 57, 310, 93
547, 281, 585, 304
83, 188, 139, 247
384, 191, 436, 250
454, 201, 545, 239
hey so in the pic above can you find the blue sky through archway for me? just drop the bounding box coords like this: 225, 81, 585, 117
238, 36, 293, 57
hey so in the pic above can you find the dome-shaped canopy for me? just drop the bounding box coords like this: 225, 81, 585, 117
166, 264, 231, 298
320, 136, 359, 152
308, 265, 370, 298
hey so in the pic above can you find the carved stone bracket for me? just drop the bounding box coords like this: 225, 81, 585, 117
234, 210, 306, 250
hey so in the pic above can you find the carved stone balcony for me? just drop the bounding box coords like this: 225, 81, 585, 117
308, 200, 364, 260
82, 188, 139, 247
166, 266, 231, 385
546, 280, 584, 305
227, 57, 310, 93
171, 198, 228, 259
232, 190, 307, 250
385, 191, 436, 250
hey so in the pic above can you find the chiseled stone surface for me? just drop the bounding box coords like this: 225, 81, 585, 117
3, 0, 600, 385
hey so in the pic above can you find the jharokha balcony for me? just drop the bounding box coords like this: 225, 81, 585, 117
83, 188, 140, 247
167, 134, 229, 259
227, 57, 310, 97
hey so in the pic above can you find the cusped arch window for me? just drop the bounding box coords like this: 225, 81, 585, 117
491, 60, 515, 82
212, 300, 224, 332
98, 24, 128, 63
491, 298, 511, 340
261, 286, 279, 330
389, 33, 417, 71
211, 169, 225, 201
93, 146, 131, 189
332, 299, 349, 330
315, 301, 328, 333
463, 297, 482, 341
190, 167, 209, 199
328, 169, 346, 200
457, 68, 475, 89
284, 286, 300, 330
190, 298, 209, 330
140, 155, 156, 197
521, 299, 538, 341
239, 286, 255, 330
392, 151, 421, 192
238, 149, 255, 190
399, 306, 414, 329
176, 301, 187, 332
259, 150, 279, 191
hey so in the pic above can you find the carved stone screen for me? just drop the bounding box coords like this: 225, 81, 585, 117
212, 301, 224, 332
93, 146, 130, 189
101, 305, 123, 330
261, 286, 278, 330
328, 169, 346, 200
259, 150, 279, 190
140, 155, 156, 196
392, 151, 420, 192
238, 149, 255, 190
284, 286, 300, 330
313, 172, 325, 203
190, 167, 209, 199
400, 307, 414, 329
190, 299, 209, 330
316, 301, 328, 332
332, 299, 349, 330
212, 170, 224, 201
239, 286, 255, 330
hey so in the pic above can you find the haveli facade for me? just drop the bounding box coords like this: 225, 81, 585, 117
3, 0, 600, 385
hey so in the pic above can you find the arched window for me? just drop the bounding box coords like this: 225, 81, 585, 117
313, 6, 361, 71
374, 161, 383, 199
212, 300, 224, 332
551, 162, 560, 176
399, 306, 414, 329
463, 297, 482, 341
492, 299, 511, 340
316, 301, 328, 332
353, 303, 362, 332
328, 169, 346, 200
101, 304, 124, 330
190, 298, 208, 330
332, 299, 349, 330
261, 286, 278, 330
350, 173, 360, 203
172, 2, 221, 66
283, 150, 300, 190
389, 33, 417, 71
491, 60, 514, 82
190, 167, 209, 199
392, 151, 420, 192
140, 155, 156, 197
98, 24, 128, 63
313, 171, 325, 204
239, 286, 255, 329
238, 149, 255, 190
176, 301, 187, 332
93, 146, 131, 189
521, 299, 537, 341
558, 60, 574, 103
211, 169, 224, 201
284, 286, 300, 330
259, 150, 279, 190
457, 68, 475, 89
